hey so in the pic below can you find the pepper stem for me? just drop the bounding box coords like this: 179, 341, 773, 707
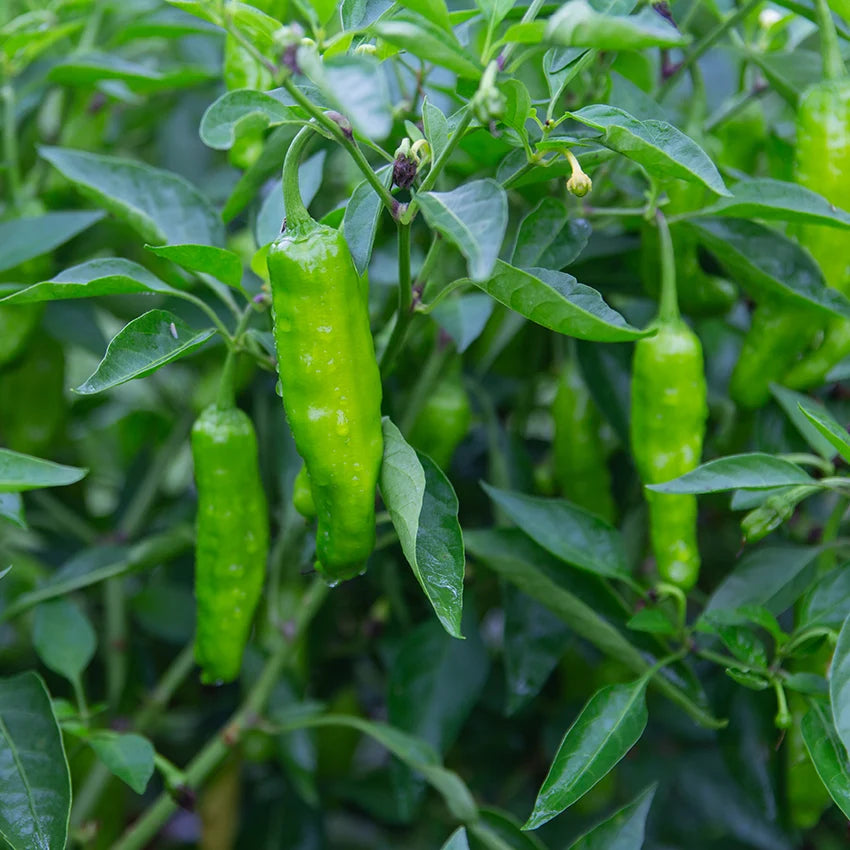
815, 0, 846, 81
282, 124, 318, 231
656, 210, 680, 323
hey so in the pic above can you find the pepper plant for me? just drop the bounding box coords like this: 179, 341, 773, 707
5, 1, 850, 849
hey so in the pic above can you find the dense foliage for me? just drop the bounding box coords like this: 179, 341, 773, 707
4, 1, 850, 849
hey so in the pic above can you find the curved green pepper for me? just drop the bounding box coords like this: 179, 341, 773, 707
408, 362, 471, 471
631, 214, 707, 590
267, 127, 383, 583
192, 404, 268, 684
552, 350, 615, 522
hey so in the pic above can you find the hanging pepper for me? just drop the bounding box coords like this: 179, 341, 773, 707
552, 345, 615, 522
192, 403, 269, 684
408, 360, 471, 471
631, 213, 707, 590
267, 126, 384, 583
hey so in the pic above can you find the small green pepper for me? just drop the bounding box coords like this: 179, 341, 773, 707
192, 404, 269, 684
631, 213, 707, 590
267, 127, 383, 583
293, 463, 317, 519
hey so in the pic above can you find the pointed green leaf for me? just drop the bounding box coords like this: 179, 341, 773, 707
0, 450, 86, 493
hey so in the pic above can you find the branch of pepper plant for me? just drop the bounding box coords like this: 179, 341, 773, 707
110, 578, 329, 850
659, 0, 763, 100
70, 643, 197, 832
378, 222, 413, 378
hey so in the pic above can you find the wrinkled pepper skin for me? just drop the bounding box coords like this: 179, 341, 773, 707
630, 321, 707, 589
267, 221, 383, 583
782, 80, 850, 388
408, 368, 471, 471
192, 405, 268, 684
552, 357, 615, 522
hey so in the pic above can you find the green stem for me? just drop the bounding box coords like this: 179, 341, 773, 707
659, 0, 763, 100
379, 222, 413, 378
656, 210, 679, 323
111, 579, 328, 850
282, 125, 317, 230
2, 83, 21, 209
546, 51, 597, 121
280, 78, 397, 213
497, 0, 547, 66
103, 579, 127, 710
216, 304, 256, 410
29, 492, 99, 544
815, 0, 847, 80
71, 644, 196, 829
818, 494, 849, 573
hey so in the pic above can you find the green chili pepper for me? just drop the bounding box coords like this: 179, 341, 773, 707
0, 335, 65, 456
192, 404, 268, 684
552, 346, 615, 522
267, 126, 383, 584
408, 362, 471, 471
781, 77, 850, 389
631, 213, 707, 590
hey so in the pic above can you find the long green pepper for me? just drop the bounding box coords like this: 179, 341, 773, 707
192, 403, 268, 684
267, 126, 384, 583
631, 213, 707, 590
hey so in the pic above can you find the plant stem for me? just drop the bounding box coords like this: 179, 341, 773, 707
659, 0, 763, 100
281, 124, 317, 229
71, 644, 196, 829
379, 222, 413, 378
497, 0, 547, 66
2, 83, 21, 210
815, 0, 847, 80
656, 211, 679, 323
111, 579, 328, 850
217, 304, 257, 410
280, 78, 397, 213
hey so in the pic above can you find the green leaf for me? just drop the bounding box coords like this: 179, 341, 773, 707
89, 732, 155, 795
417, 180, 508, 282
771, 385, 838, 461
706, 545, 823, 615
33, 598, 96, 683
0, 258, 174, 304
199, 89, 305, 150
481, 484, 629, 580
512, 198, 591, 269
627, 607, 676, 636
399, 0, 451, 29
468, 262, 649, 342
646, 454, 815, 494
379, 419, 465, 638
441, 827, 470, 850
465, 528, 724, 729
0, 211, 104, 274
568, 783, 656, 850
802, 700, 850, 819
0, 450, 87, 493
431, 293, 494, 353
422, 98, 449, 162
503, 587, 571, 714
524, 678, 649, 830
799, 567, 850, 630
798, 403, 850, 465
830, 613, 850, 759
300, 53, 393, 141
39, 146, 224, 246
342, 165, 392, 275
276, 712, 479, 822
473, 809, 549, 850
501, 79, 532, 135
0, 672, 71, 850
546, 0, 688, 49
689, 218, 850, 319
372, 11, 481, 78
341, 0, 394, 29
146, 244, 242, 289
48, 51, 215, 92
75, 310, 215, 395
475, 0, 514, 27
568, 105, 728, 195
696, 178, 850, 228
